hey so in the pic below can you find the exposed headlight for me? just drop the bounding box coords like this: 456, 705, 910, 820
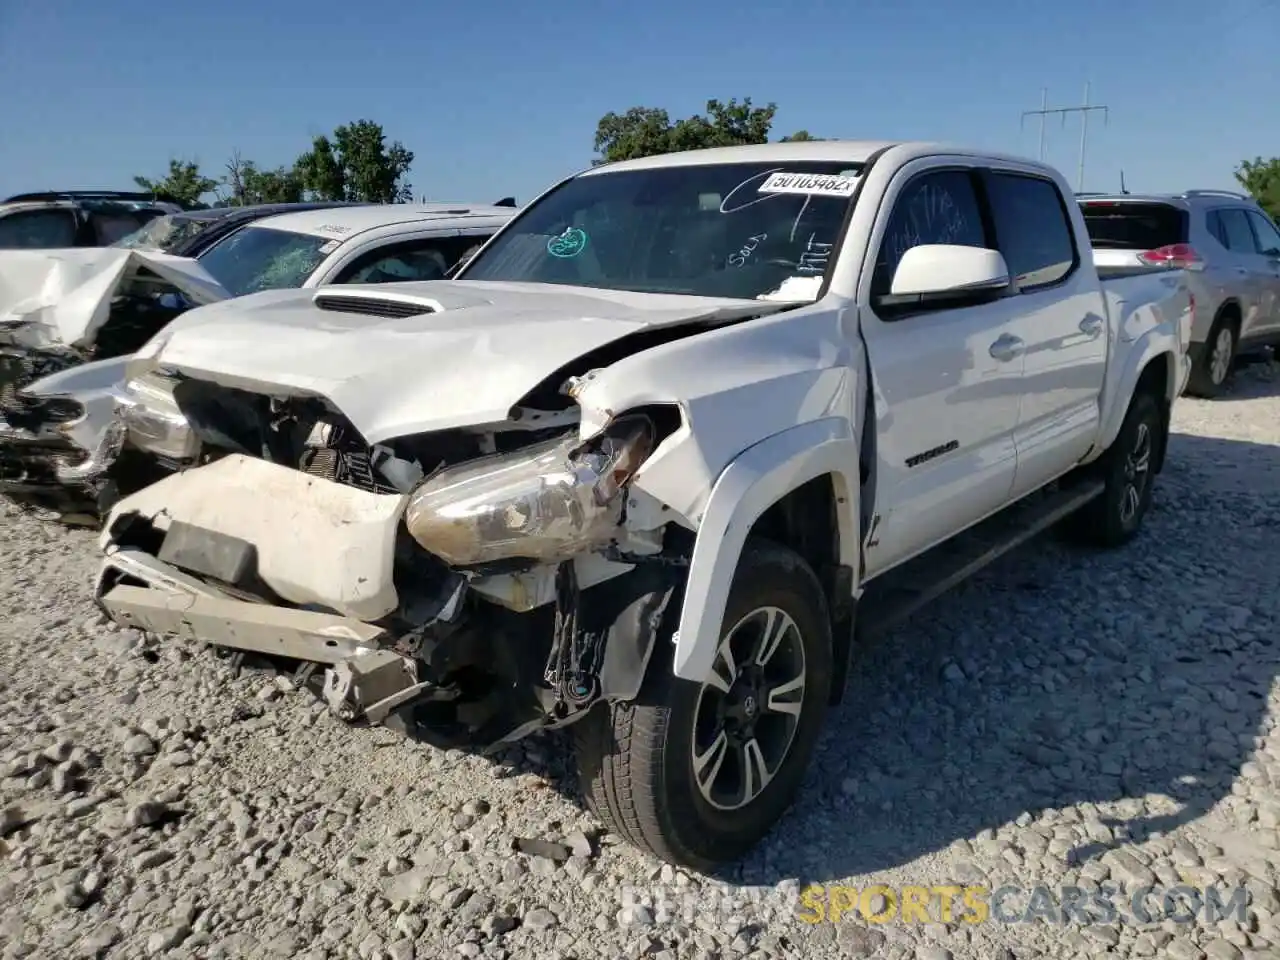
116, 370, 199, 462
403, 415, 655, 567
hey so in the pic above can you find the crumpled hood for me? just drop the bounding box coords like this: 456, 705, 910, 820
147, 279, 781, 444
0, 248, 230, 350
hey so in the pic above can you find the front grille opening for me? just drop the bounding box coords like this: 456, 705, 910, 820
313, 295, 435, 319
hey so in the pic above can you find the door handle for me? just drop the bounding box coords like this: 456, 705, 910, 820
989, 334, 1024, 362
1079, 316, 1104, 337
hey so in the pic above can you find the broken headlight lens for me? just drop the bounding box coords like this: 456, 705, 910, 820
116, 370, 199, 462
403, 415, 655, 567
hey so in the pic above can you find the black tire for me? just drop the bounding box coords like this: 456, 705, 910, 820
1066, 390, 1163, 548
1186, 312, 1238, 398
573, 539, 833, 871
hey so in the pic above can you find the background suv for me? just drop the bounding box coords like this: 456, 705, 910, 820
0, 190, 183, 250
1079, 190, 1280, 397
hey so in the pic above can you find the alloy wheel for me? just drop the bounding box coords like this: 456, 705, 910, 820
1119, 420, 1152, 524
691, 606, 807, 812
1210, 327, 1234, 385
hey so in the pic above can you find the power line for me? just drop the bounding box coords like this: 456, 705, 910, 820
1021, 83, 1109, 193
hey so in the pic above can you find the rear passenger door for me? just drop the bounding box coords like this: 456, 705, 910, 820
857, 162, 1027, 578
1244, 210, 1280, 336
981, 166, 1107, 498
1206, 207, 1269, 340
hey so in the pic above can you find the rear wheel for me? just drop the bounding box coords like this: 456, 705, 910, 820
1066, 390, 1163, 548
573, 539, 832, 870
1187, 314, 1238, 398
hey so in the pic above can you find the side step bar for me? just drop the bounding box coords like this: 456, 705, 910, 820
859, 479, 1105, 640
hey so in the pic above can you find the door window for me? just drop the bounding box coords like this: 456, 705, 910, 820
1246, 211, 1280, 257
335, 236, 492, 284
1214, 209, 1260, 253
0, 209, 78, 248
873, 169, 987, 294
91, 209, 163, 245
985, 172, 1078, 288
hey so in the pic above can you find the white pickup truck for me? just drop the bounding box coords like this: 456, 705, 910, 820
93, 141, 1191, 870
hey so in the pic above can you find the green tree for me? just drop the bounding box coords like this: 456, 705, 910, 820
133, 159, 219, 208
593, 98, 779, 164
223, 152, 304, 206
779, 130, 822, 142
293, 120, 415, 203
1235, 156, 1280, 222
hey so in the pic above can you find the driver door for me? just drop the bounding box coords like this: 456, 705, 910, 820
857, 163, 1027, 579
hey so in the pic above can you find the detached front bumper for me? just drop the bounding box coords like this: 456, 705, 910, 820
96, 458, 436, 724
96, 548, 429, 724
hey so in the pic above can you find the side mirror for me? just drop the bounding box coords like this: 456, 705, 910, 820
889, 244, 1011, 298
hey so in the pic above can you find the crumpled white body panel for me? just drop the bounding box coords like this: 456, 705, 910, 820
0, 248, 230, 349
141, 280, 793, 444
101, 454, 408, 621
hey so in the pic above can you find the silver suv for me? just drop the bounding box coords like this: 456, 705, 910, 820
1079, 190, 1280, 397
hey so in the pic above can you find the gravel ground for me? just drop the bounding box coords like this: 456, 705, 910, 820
2, 359, 1279, 960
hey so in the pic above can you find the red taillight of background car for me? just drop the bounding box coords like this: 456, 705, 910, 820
1137, 243, 1204, 270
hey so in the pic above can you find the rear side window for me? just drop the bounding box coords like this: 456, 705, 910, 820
1080, 201, 1187, 251
1247, 211, 1280, 256
91, 210, 162, 245
1210, 209, 1259, 253
986, 173, 1077, 288
0, 208, 78, 248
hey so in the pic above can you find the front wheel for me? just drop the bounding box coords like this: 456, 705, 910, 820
573, 539, 833, 870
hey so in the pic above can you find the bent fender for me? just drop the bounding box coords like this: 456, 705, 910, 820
672, 417, 860, 683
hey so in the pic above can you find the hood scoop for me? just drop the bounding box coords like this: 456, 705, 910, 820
312, 292, 440, 320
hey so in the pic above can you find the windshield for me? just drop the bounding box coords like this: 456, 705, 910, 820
459, 161, 863, 301
195, 225, 332, 296
112, 213, 211, 253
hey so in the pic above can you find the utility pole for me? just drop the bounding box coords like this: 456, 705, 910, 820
1021, 83, 1109, 192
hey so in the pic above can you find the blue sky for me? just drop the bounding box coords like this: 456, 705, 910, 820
2, 0, 1276, 204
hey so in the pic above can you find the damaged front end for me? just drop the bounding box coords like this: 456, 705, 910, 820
0, 338, 126, 518
0, 282, 199, 519
96, 383, 687, 751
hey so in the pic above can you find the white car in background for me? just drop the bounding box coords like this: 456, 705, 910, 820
0, 202, 516, 520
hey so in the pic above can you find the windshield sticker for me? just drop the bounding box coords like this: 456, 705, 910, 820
547, 226, 588, 259
758, 172, 860, 198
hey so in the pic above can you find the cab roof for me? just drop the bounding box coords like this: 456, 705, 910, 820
581, 140, 1061, 177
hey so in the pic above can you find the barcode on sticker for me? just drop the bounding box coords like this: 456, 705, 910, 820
758, 172, 859, 198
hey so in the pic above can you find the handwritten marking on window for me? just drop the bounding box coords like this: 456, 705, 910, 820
728, 233, 768, 268
887, 182, 972, 270
719, 168, 788, 214
797, 233, 834, 275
